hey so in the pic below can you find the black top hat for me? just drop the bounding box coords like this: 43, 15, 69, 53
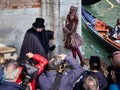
32, 18, 45, 28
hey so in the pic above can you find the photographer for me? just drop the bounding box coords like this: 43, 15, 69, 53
16, 52, 48, 90
107, 51, 120, 90
74, 56, 107, 90
0, 60, 24, 90
83, 74, 99, 90
39, 54, 83, 90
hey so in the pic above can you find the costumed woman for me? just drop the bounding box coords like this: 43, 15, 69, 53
63, 6, 83, 65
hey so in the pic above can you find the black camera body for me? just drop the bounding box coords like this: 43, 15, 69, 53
20, 63, 38, 89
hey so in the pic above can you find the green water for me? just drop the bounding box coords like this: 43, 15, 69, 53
82, 0, 120, 63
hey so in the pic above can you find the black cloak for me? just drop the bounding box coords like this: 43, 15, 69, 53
19, 27, 48, 64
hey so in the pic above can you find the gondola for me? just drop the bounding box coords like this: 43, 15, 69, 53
82, 0, 101, 5
82, 6, 120, 53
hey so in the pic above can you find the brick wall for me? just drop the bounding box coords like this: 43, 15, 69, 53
0, 0, 41, 10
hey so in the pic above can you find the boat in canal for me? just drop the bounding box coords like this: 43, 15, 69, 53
82, 6, 120, 53
82, 0, 101, 5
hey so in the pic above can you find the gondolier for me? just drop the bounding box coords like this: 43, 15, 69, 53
82, 6, 120, 52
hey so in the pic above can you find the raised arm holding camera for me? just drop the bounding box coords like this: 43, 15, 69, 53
16, 52, 48, 90
39, 54, 83, 90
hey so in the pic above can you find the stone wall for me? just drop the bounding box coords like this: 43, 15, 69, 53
40, 0, 81, 57
0, 0, 81, 59
0, 0, 41, 55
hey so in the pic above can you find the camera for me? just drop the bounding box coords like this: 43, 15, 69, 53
20, 63, 38, 89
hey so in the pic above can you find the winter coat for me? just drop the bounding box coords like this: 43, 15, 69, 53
0, 65, 3, 84
0, 81, 24, 90
16, 54, 48, 90
39, 56, 83, 90
109, 83, 120, 90
74, 70, 107, 90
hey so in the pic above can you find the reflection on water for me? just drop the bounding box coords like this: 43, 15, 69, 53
82, 26, 111, 64
82, 0, 120, 63
84, 0, 120, 26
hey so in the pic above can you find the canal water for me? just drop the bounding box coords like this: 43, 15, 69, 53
82, 0, 120, 63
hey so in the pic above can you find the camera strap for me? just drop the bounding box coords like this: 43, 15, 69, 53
49, 73, 62, 90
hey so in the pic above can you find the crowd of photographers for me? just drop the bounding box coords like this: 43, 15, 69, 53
0, 51, 120, 90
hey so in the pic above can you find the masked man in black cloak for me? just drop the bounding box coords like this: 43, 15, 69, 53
19, 18, 49, 64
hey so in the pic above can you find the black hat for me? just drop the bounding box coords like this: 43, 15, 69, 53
89, 56, 101, 70
32, 18, 45, 28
